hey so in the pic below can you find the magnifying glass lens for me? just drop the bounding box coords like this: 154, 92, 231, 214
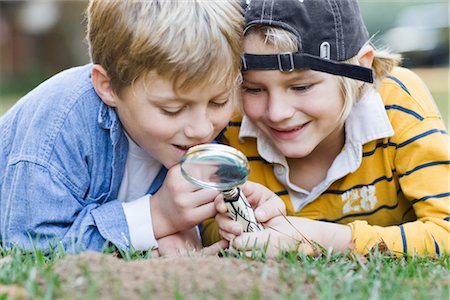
180, 144, 262, 232
180, 144, 249, 190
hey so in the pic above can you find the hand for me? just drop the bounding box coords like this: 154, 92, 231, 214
230, 216, 352, 257
214, 181, 286, 240
155, 226, 202, 257
151, 165, 220, 238
229, 216, 308, 257
155, 227, 230, 257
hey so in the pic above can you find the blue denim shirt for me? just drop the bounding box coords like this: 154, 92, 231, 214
0, 64, 166, 252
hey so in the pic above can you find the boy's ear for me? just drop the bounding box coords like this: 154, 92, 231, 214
357, 45, 375, 69
91, 64, 117, 107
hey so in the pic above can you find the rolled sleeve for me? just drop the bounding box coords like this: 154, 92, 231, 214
90, 199, 131, 250
121, 194, 158, 251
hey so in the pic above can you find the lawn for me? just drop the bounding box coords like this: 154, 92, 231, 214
0, 246, 449, 299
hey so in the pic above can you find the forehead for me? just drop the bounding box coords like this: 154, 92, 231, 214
243, 33, 278, 55
133, 71, 231, 101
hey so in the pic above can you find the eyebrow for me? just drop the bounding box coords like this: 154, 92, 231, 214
149, 89, 231, 103
243, 70, 321, 85
286, 72, 322, 82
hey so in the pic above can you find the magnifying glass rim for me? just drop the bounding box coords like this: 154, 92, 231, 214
180, 144, 249, 190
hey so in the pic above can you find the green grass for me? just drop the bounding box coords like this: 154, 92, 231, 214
0, 246, 448, 299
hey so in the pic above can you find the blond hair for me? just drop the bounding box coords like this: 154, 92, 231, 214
87, 0, 243, 94
244, 26, 402, 122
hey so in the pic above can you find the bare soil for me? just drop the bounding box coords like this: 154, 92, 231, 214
52, 252, 309, 299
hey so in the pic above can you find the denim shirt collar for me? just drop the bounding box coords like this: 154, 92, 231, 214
97, 102, 126, 148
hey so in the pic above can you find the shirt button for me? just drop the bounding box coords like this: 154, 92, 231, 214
275, 165, 285, 176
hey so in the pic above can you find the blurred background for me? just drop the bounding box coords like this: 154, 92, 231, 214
0, 0, 449, 127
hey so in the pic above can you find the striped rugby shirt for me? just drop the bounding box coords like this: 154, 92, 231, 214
201, 67, 449, 256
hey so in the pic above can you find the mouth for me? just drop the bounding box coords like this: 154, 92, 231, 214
270, 122, 310, 139
172, 143, 206, 152
173, 144, 193, 151
272, 122, 310, 133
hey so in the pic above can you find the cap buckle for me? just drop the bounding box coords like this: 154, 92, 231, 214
277, 53, 295, 72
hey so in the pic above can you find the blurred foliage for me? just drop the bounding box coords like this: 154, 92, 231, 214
0, 0, 448, 123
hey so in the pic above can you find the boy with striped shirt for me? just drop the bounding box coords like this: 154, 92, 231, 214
204, 0, 449, 256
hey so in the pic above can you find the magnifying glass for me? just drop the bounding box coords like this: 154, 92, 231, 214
180, 144, 262, 232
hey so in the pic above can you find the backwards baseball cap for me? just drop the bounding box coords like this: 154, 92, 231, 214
241, 0, 374, 83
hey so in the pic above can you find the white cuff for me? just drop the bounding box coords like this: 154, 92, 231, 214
122, 194, 158, 251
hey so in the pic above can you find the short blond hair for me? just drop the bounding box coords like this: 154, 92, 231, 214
87, 0, 243, 94
244, 26, 402, 122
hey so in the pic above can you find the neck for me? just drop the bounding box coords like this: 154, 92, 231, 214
287, 125, 345, 190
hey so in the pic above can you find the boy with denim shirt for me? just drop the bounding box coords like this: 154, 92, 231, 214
0, 0, 243, 254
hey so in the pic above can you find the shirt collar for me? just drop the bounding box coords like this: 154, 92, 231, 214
239, 87, 394, 164
345, 87, 394, 145
240, 116, 287, 165
98, 101, 118, 130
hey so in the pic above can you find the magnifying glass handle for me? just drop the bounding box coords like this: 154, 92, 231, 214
223, 188, 263, 232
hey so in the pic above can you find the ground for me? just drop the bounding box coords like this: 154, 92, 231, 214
52, 252, 303, 299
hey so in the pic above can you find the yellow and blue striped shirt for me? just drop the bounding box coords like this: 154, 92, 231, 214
202, 67, 449, 256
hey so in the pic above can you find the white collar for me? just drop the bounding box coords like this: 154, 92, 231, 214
344, 87, 394, 146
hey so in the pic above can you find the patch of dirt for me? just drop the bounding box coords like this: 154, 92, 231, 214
0, 284, 28, 299
52, 252, 295, 299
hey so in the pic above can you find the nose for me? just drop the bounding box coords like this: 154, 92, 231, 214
184, 111, 214, 141
266, 92, 295, 123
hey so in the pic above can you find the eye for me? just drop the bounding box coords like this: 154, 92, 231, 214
292, 84, 312, 92
210, 98, 230, 108
241, 86, 264, 94
160, 106, 185, 117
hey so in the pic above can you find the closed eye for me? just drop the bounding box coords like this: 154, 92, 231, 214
210, 98, 230, 108
241, 86, 264, 94
292, 85, 312, 92
160, 106, 186, 117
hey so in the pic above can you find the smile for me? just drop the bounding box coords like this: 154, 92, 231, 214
270, 122, 310, 140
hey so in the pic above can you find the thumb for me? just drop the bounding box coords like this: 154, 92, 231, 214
254, 199, 286, 223
200, 239, 229, 256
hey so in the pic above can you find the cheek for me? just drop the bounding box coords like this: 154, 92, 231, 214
142, 119, 180, 142
242, 98, 264, 121
213, 104, 234, 127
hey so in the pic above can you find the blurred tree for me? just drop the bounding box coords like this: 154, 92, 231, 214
0, 0, 88, 94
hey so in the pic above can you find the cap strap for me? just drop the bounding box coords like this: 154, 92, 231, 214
241, 53, 374, 83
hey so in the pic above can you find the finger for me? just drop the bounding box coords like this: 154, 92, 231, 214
239, 181, 262, 207
151, 249, 160, 258
216, 213, 242, 236
254, 196, 286, 222
188, 189, 221, 207
189, 201, 217, 224
200, 239, 229, 256
167, 164, 204, 192
218, 228, 236, 241
214, 193, 228, 213
232, 231, 267, 250
297, 243, 315, 256
240, 181, 275, 208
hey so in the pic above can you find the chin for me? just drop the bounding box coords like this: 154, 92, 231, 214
280, 147, 313, 159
